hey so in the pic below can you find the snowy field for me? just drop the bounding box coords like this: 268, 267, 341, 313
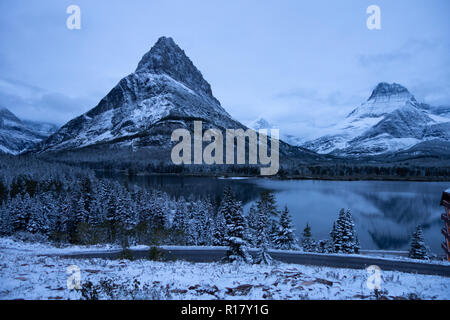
0, 238, 449, 300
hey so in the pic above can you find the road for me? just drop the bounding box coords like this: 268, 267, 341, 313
51, 247, 450, 278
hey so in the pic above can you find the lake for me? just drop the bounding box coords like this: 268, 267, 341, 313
97, 172, 449, 254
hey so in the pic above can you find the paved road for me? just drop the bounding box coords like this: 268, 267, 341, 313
51, 247, 450, 277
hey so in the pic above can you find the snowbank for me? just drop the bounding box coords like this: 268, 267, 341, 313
0, 238, 448, 300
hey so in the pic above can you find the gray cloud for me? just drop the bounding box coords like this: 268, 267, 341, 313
0, 78, 95, 125
358, 39, 439, 67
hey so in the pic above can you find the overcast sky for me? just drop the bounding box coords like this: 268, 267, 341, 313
1, 0, 449, 139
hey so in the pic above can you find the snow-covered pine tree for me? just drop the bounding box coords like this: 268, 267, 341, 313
80, 176, 93, 214
27, 196, 49, 234
172, 197, 187, 231
301, 223, 316, 252
117, 190, 137, 231
11, 194, 27, 232
74, 196, 88, 226
213, 209, 227, 246
0, 201, 12, 235
246, 204, 258, 247
0, 180, 7, 206
254, 196, 273, 265
184, 200, 198, 245
196, 198, 214, 246
105, 192, 118, 242
266, 192, 281, 246
274, 206, 298, 250
330, 209, 359, 254
38, 193, 56, 235
316, 239, 334, 253
408, 225, 429, 260
220, 187, 252, 263
256, 191, 279, 248
149, 191, 166, 231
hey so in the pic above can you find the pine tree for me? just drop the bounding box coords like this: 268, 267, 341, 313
330, 209, 359, 254
172, 198, 188, 232
256, 191, 279, 248
254, 195, 273, 265
11, 194, 27, 232
57, 195, 73, 238
408, 225, 428, 260
220, 187, 252, 263
196, 198, 214, 245
27, 196, 48, 234
301, 223, 316, 252
0, 180, 7, 206
274, 206, 298, 250
75, 196, 88, 225
246, 204, 258, 246
117, 190, 136, 231
213, 209, 227, 246
0, 201, 12, 235
105, 192, 118, 242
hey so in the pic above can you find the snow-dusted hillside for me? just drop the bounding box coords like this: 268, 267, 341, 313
35, 37, 245, 153
0, 107, 58, 155
302, 83, 450, 157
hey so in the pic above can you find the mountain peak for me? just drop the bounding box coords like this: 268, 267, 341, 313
248, 117, 272, 130
135, 36, 214, 98
0, 107, 21, 123
368, 82, 414, 101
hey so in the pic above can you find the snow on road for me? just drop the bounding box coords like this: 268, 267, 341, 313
0, 238, 448, 300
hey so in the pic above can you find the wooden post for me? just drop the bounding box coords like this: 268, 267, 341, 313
440, 191, 450, 262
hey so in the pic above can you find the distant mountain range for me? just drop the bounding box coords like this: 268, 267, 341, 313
0, 107, 58, 155
1, 37, 448, 165
251, 83, 450, 158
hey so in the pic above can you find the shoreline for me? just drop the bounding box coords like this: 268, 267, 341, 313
94, 169, 450, 182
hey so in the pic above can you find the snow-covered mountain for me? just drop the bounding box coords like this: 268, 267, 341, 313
35, 37, 248, 153
302, 83, 450, 157
0, 107, 58, 155
35, 36, 319, 162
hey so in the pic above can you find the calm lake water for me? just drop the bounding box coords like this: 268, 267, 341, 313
97, 173, 449, 254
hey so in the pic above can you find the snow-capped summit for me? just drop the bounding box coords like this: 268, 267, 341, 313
302, 83, 450, 157
367, 82, 413, 102
247, 117, 272, 131
348, 83, 417, 120
136, 37, 216, 101
0, 107, 58, 154
247, 117, 306, 146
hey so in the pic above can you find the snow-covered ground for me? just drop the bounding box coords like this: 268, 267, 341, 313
0, 238, 449, 300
